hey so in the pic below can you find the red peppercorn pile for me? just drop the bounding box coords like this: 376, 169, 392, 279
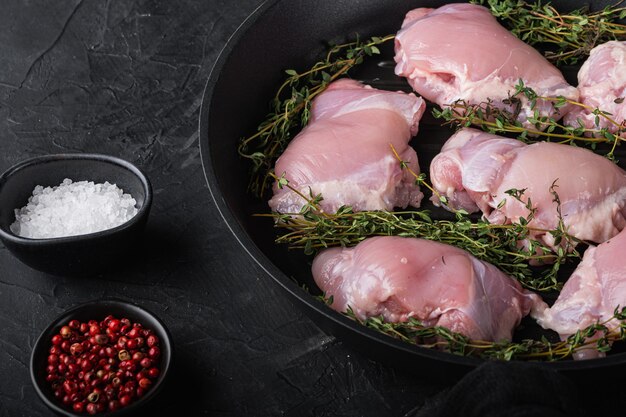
45, 315, 161, 414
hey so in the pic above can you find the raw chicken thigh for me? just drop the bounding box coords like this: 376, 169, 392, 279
533, 228, 626, 359
430, 128, 626, 249
394, 3, 578, 127
564, 41, 626, 133
269, 79, 426, 214
312, 236, 542, 342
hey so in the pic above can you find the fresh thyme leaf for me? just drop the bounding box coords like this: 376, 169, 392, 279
276, 173, 289, 189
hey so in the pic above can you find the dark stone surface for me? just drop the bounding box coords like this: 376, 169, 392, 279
6, 1, 624, 415
0, 1, 446, 415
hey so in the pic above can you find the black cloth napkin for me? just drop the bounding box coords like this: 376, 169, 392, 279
413, 361, 583, 417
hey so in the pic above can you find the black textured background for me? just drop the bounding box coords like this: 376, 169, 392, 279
0, 1, 447, 415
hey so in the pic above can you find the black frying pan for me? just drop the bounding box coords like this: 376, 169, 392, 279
200, 0, 626, 381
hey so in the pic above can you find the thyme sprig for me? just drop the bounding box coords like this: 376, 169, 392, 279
238, 35, 395, 197
473, 0, 626, 64
389, 144, 449, 207
342, 305, 626, 361
261, 178, 581, 292
434, 80, 626, 160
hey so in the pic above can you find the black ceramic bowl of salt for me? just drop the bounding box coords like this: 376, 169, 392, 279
0, 154, 152, 276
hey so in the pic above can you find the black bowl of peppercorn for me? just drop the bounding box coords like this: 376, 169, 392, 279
30, 299, 173, 416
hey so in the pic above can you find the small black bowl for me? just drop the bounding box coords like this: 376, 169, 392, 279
30, 299, 173, 416
0, 153, 152, 276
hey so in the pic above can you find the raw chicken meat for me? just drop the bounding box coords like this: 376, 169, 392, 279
564, 41, 626, 133
533, 228, 626, 359
269, 79, 426, 214
394, 3, 578, 127
430, 128, 626, 249
312, 236, 542, 342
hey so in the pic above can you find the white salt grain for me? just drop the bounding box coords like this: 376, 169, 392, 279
11, 179, 139, 239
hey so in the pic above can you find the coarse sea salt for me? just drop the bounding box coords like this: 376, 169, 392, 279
11, 179, 138, 239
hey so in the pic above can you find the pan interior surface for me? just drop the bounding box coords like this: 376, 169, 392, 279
200, 0, 626, 378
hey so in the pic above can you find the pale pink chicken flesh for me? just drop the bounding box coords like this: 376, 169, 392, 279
533, 228, 626, 359
564, 41, 626, 133
430, 128, 626, 249
269, 79, 425, 214
394, 3, 578, 127
312, 236, 543, 342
